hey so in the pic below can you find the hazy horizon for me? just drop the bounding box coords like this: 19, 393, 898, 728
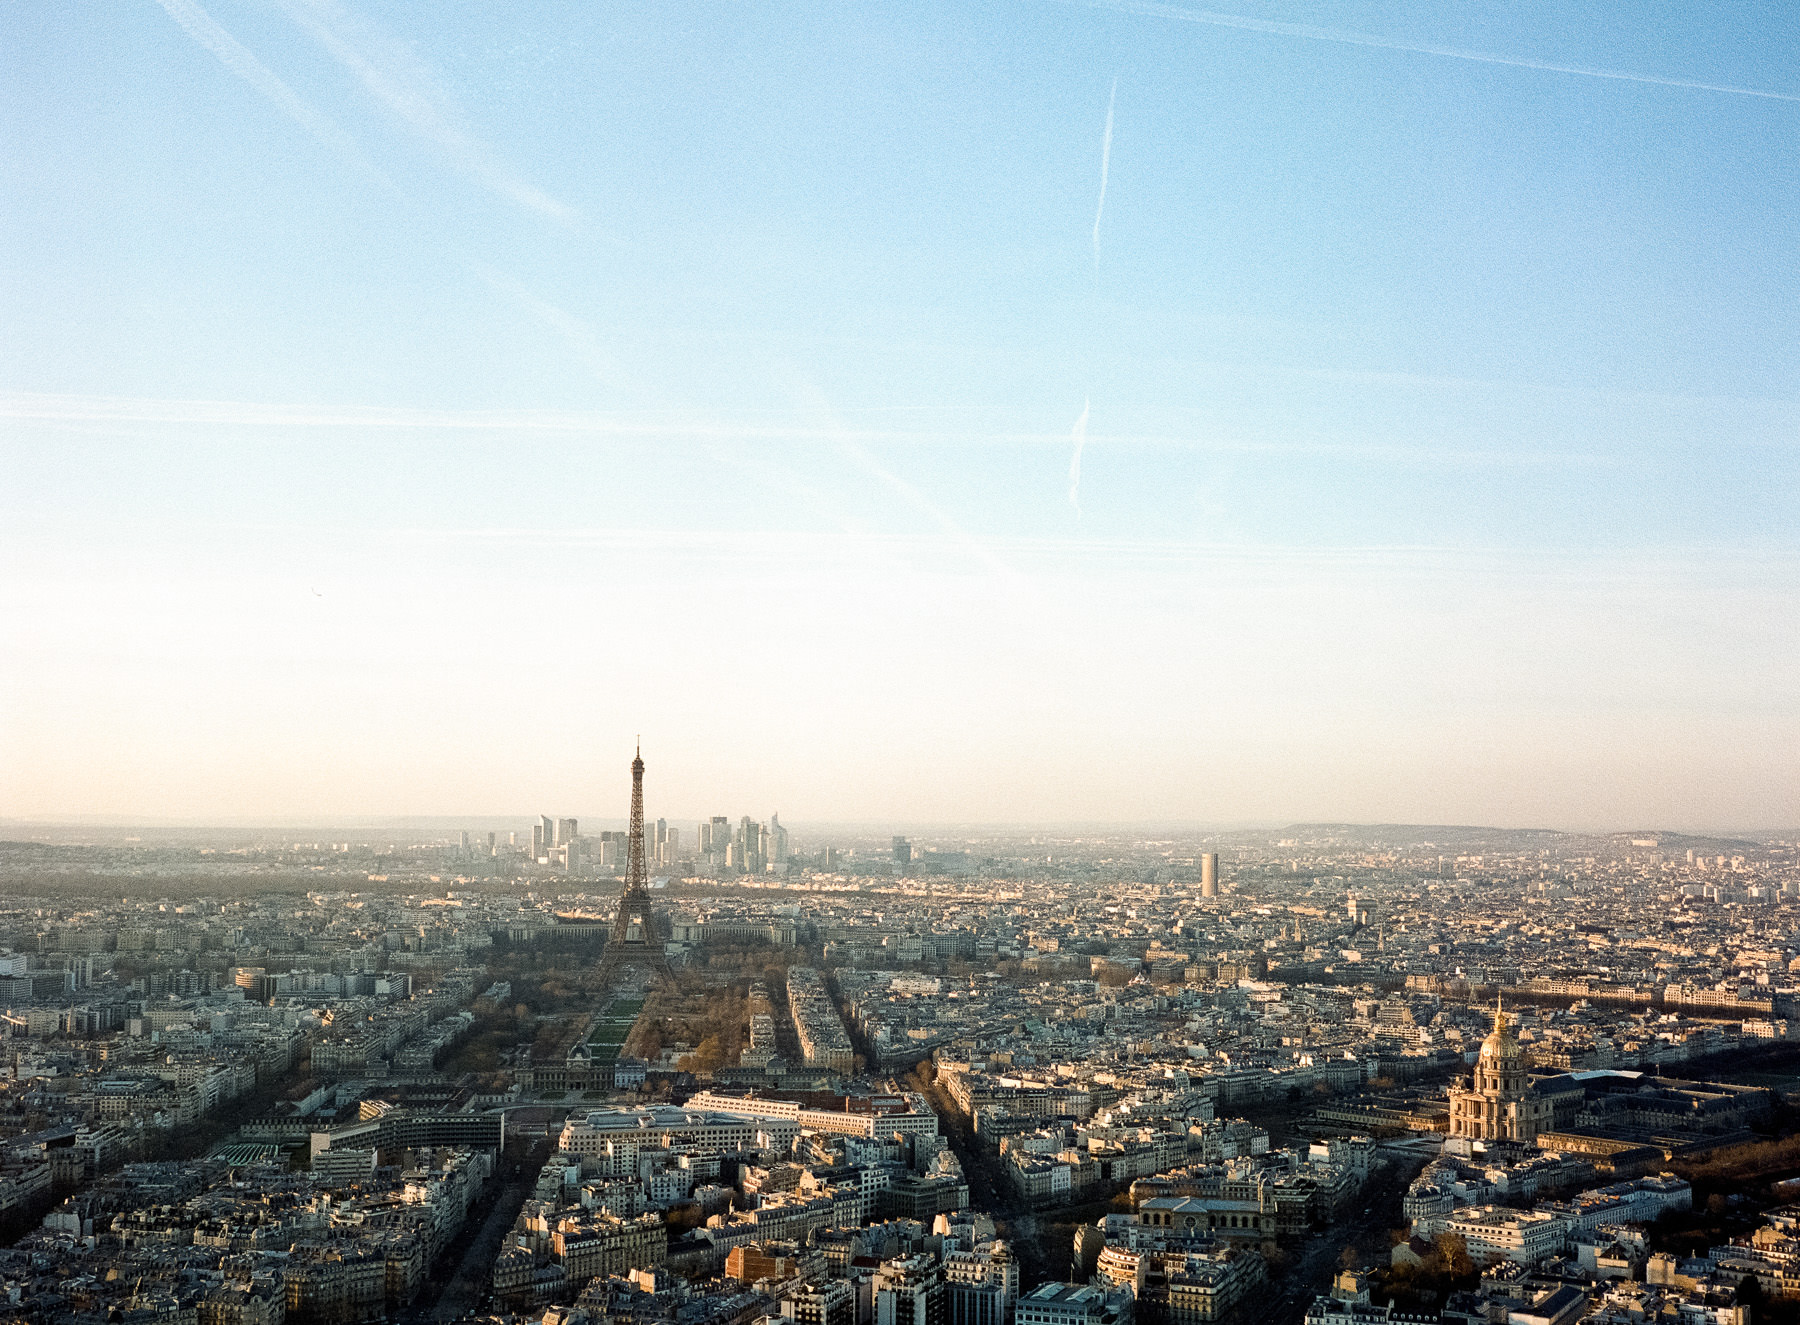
1, 811, 1788, 842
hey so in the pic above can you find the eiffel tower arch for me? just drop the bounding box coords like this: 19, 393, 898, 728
595, 746, 674, 990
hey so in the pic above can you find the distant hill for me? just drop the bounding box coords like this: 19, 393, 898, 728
1271, 822, 1777, 852
1279, 823, 1567, 848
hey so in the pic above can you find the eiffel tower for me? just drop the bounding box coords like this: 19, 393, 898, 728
595, 745, 674, 990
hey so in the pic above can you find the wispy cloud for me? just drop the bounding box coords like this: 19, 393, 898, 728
1059, 0, 1800, 103
149, 0, 396, 190
1068, 399, 1090, 513
68, 523, 1793, 598
271, 0, 576, 222
0, 390, 1630, 468
1092, 80, 1116, 276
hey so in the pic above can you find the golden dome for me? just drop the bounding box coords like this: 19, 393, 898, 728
1477, 999, 1520, 1060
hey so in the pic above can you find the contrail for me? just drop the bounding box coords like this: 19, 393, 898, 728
466, 262, 617, 381
1059, 0, 1800, 103
780, 372, 1025, 584
151, 0, 607, 379
1068, 399, 1090, 514
273, 0, 576, 222
1092, 80, 1116, 276
149, 0, 396, 189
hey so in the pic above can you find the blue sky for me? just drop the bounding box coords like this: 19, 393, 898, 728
1, 1, 1795, 828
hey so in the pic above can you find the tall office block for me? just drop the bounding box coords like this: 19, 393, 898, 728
874, 1256, 944, 1325
785, 1280, 855, 1325
739, 817, 764, 872
1200, 852, 1218, 898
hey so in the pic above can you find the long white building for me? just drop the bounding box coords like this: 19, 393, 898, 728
686, 1090, 940, 1140
559, 1106, 798, 1160
1443, 1205, 1574, 1267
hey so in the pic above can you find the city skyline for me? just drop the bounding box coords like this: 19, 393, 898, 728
2, 811, 1793, 839
7, 7, 1800, 1323
2, 730, 1794, 834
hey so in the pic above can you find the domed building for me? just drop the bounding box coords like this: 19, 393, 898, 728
1447, 1000, 1555, 1144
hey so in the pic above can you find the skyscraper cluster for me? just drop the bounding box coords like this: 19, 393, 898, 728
696, 812, 788, 875
529, 815, 583, 870
473, 811, 682, 875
